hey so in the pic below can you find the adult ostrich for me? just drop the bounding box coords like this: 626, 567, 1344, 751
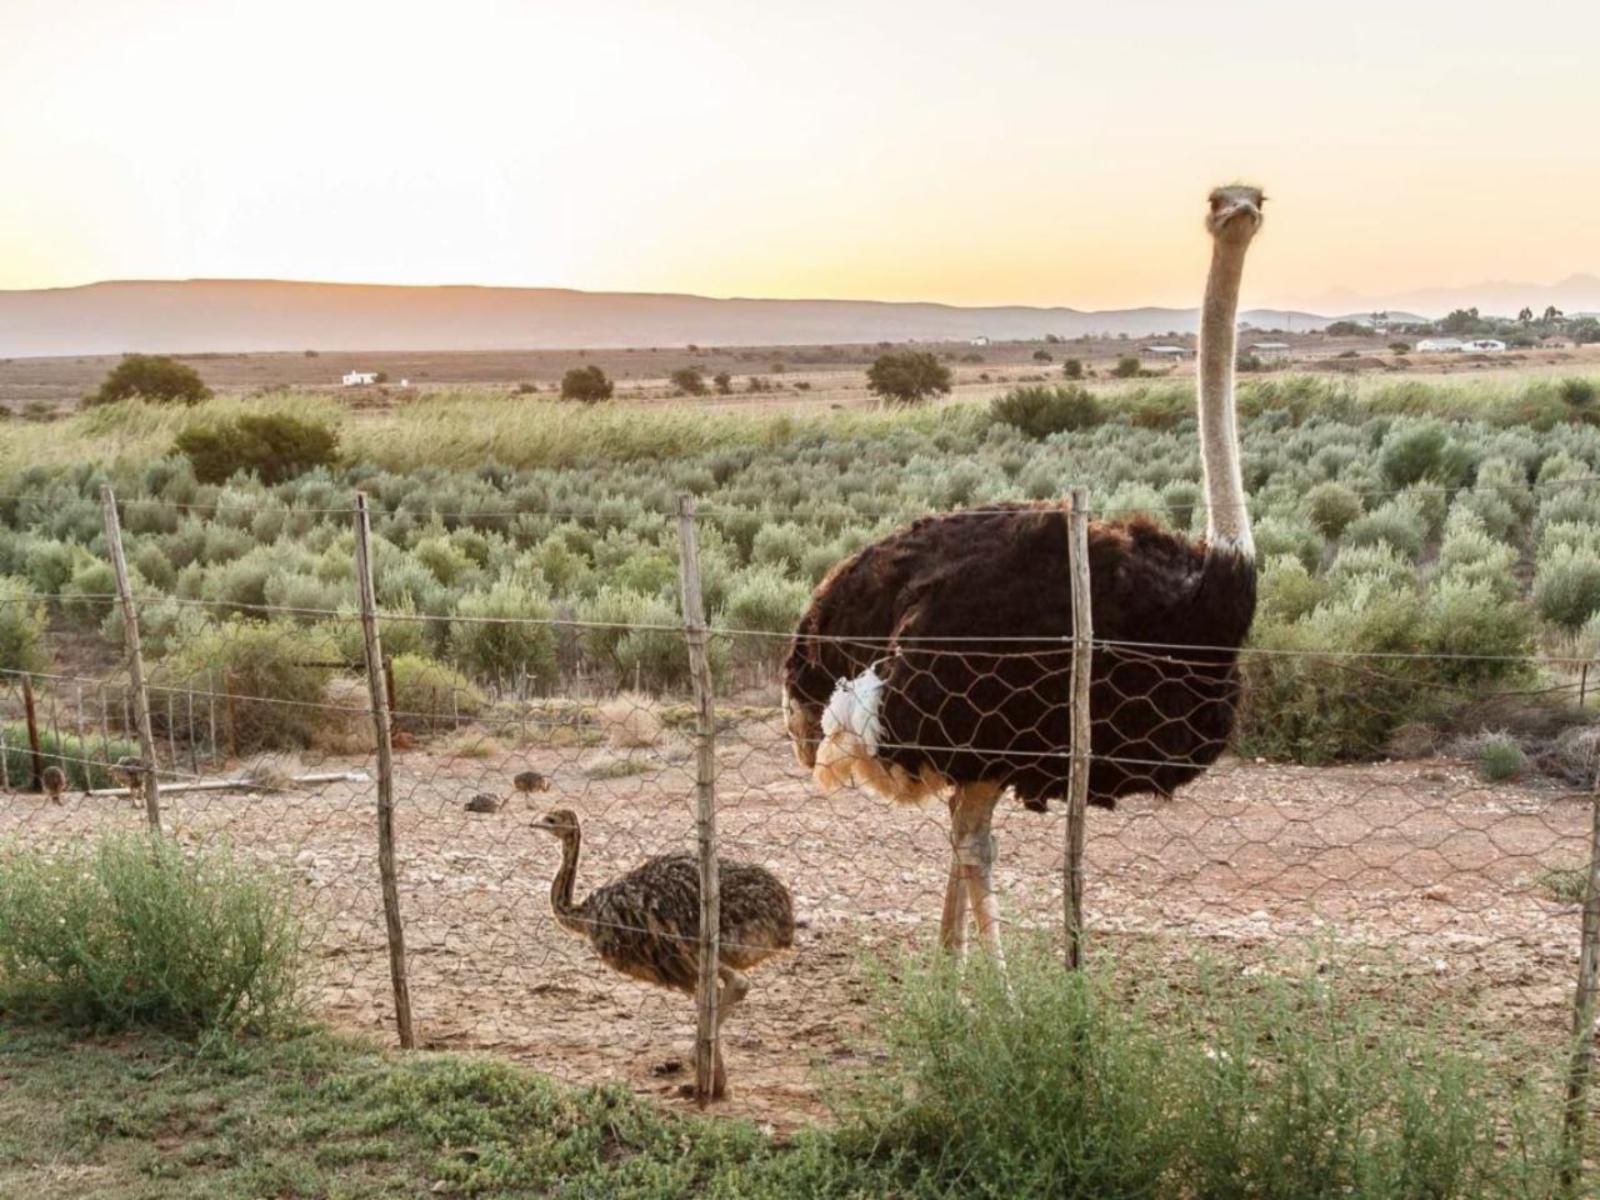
782, 184, 1264, 956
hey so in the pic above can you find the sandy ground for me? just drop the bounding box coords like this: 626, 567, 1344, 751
1, 711, 1593, 1130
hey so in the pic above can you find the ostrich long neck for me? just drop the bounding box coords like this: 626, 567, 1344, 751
1198, 238, 1254, 557
550, 831, 589, 934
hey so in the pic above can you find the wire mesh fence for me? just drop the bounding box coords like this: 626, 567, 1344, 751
0, 487, 1596, 1155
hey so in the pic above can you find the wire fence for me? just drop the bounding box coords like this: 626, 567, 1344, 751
0, 486, 1597, 1155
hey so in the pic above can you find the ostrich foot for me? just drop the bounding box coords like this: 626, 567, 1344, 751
939, 855, 969, 958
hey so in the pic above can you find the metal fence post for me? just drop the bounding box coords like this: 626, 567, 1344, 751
100, 485, 162, 832
354, 491, 416, 1050
1561, 787, 1600, 1193
1064, 485, 1094, 970
676, 494, 721, 1103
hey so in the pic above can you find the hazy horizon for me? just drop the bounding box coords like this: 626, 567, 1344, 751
5, 0, 1599, 312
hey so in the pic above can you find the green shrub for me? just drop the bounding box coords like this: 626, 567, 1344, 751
989, 385, 1102, 439
1304, 480, 1364, 538
389, 653, 484, 732
866, 352, 952, 406
58, 558, 119, 629
1470, 732, 1526, 781
0, 834, 303, 1034
1378, 422, 1474, 487
1534, 543, 1600, 633
1558, 378, 1596, 409
451, 580, 558, 686
559, 366, 613, 404
839, 945, 1561, 1200
1258, 554, 1327, 624
1062, 357, 1084, 379
1342, 496, 1428, 559
0, 575, 47, 673
723, 565, 811, 636
86, 353, 211, 406
669, 366, 707, 396
174, 413, 340, 485
151, 619, 336, 753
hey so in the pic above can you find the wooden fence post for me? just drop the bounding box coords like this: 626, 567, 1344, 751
1561, 787, 1600, 1193
354, 491, 416, 1050
21, 675, 45, 793
676, 494, 721, 1103
102, 486, 164, 832
1063, 485, 1094, 970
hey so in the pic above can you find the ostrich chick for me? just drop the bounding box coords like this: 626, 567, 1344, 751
531, 808, 794, 1100
112, 756, 147, 808
40, 765, 67, 805
513, 770, 550, 794
465, 793, 503, 813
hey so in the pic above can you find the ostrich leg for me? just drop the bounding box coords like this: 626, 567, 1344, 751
940, 791, 971, 956
710, 964, 749, 1100
949, 782, 1005, 965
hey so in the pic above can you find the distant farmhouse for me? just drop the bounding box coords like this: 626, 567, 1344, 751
1249, 341, 1292, 362
1416, 337, 1464, 353
1141, 344, 1192, 360
1462, 338, 1506, 353
969, 335, 991, 347
343, 370, 378, 386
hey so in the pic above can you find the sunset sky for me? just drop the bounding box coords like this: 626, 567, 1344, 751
3, 0, 1597, 311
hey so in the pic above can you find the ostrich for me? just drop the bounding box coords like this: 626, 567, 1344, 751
40, 765, 67, 805
782, 184, 1265, 957
112, 755, 147, 808
513, 770, 551, 794
530, 807, 794, 1099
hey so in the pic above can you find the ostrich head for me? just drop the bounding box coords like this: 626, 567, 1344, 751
1205, 185, 1265, 246
531, 807, 581, 843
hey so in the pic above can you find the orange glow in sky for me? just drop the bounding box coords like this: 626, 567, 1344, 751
3, 0, 1598, 310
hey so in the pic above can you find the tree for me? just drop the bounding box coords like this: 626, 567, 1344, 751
1031, 349, 1054, 362
173, 413, 340, 485
712, 371, 732, 395
88, 353, 211, 406
1545, 306, 1565, 323
865, 351, 952, 405
1324, 320, 1372, 337
1112, 355, 1142, 378
1061, 358, 1084, 380
560, 365, 614, 404
1518, 307, 1534, 323
669, 366, 707, 396
1439, 307, 1485, 334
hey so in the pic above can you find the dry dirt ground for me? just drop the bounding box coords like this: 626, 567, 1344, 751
1, 712, 1593, 1131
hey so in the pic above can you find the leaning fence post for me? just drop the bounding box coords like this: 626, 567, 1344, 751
102, 486, 164, 832
676, 494, 721, 1104
1064, 485, 1094, 970
1561, 785, 1600, 1192
21, 675, 45, 793
353, 492, 416, 1050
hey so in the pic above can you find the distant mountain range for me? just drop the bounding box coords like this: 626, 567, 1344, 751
0, 279, 1333, 357
1293, 274, 1600, 322
1, 276, 1594, 358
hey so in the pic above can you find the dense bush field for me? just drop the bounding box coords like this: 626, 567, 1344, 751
4, 372, 1600, 761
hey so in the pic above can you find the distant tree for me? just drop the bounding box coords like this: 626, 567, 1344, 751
1044, 333, 1062, 344
1389, 341, 1411, 355
303, 349, 319, 358
1031, 349, 1054, 362
1439, 307, 1485, 334
1570, 318, 1600, 345
770, 360, 787, 374
88, 353, 211, 407
1112, 355, 1142, 379
865, 351, 952, 405
670, 366, 707, 396
1236, 353, 1265, 373
560, 365, 614, 404
1545, 306, 1565, 323
686, 343, 701, 353
1518, 307, 1534, 323
1061, 357, 1084, 380
712, 371, 732, 395
1324, 320, 1372, 337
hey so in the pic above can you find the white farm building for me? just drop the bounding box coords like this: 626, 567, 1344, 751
1462, 338, 1506, 353
343, 370, 379, 386
1250, 341, 1292, 362
1416, 337, 1464, 353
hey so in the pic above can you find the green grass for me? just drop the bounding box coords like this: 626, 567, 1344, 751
0, 944, 1588, 1199
0, 723, 141, 792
